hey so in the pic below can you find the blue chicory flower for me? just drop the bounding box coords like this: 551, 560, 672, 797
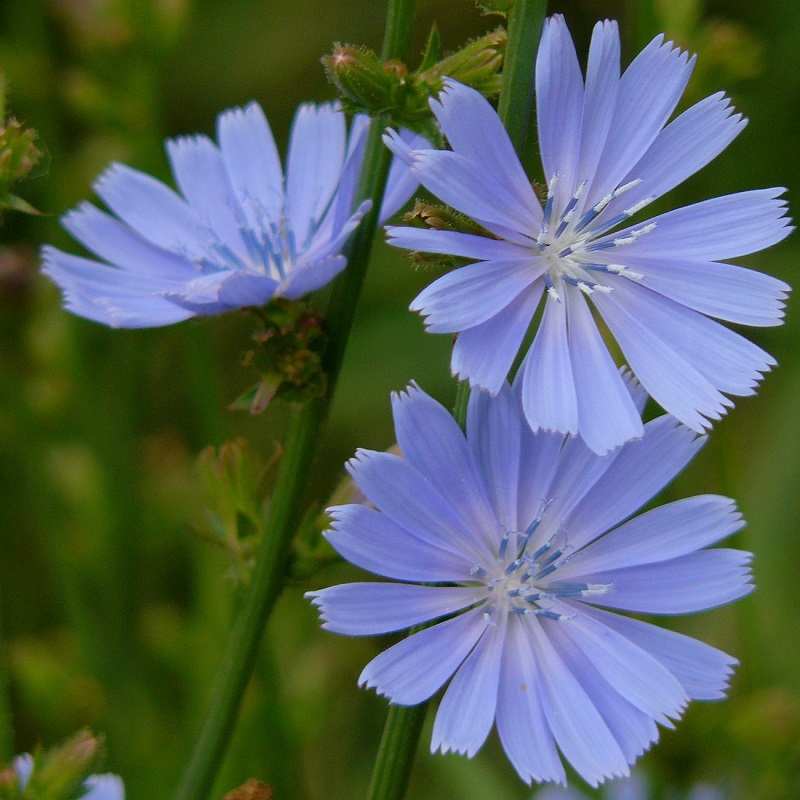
385, 15, 792, 455
307, 381, 752, 787
533, 770, 725, 800
42, 103, 425, 327
13, 754, 125, 799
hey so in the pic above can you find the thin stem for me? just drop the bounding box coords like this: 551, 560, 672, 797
365, 5, 548, 799
175, 0, 417, 797
453, 380, 470, 430
497, 0, 548, 157
366, 702, 428, 800
176, 406, 321, 800
0, 612, 13, 762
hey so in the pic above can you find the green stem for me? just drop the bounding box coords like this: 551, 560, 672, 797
365, 4, 548, 799
175, 1, 417, 797
366, 702, 428, 800
0, 612, 13, 762
453, 380, 470, 430
176, 406, 321, 800
497, 0, 548, 157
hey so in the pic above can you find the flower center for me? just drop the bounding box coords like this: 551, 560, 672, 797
533, 174, 655, 300
473, 506, 611, 624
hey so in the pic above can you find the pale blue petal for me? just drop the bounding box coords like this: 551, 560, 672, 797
586, 36, 694, 210
328, 114, 369, 233
600, 188, 791, 262
432, 612, 506, 757
41, 248, 194, 327
166, 134, 246, 257
57, 288, 191, 328
410, 257, 541, 333
514, 415, 565, 531
621, 254, 789, 327
359, 608, 486, 705
467, 383, 522, 530
286, 103, 346, 247
162, 270, 276, 312
307, 582, 482, 635
431, 80, 542, 224
577, 20, 620, 186
13, 755, 33, 789
93, 163, 207, 257
346, 449, 491, 565
581, 605, 737, 701
567, 288, 643, 454
559, 495, 744, 577
593, 285, 732, 432
605, 279, 775, 396
531, 432, 620, 548
495, 615, 566, 784
536, 15, 585, 206
278, 255, 347, 299
385, 226, 531, 261
380, 130, 430, 222
520, 294, 579, 436
409, 149, 539, 237
563, 415, 704, 550
82, 775, 125, 800
215, 272, 277, 308
605, 92, 745, 219
61, 202, 199, 280
452, 283, 543, 394
391, 384, 498, 553
529, 618, 630, 786
305, 199, 371, 264
217, 101, 284, 224
382, 127, 414, 166
324, 504, 477, 583
582, 549, 753, 615
547, 621, 660, 764
559, 611, 687, 721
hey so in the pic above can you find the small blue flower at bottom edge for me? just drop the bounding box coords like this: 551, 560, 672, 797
534, 771, 725, 800
42, 102, 426, 328
13, 754, 125, 799
306, 380, 752, 787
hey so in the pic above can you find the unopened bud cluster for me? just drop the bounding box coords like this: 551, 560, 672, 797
324, 28, 505, 136
0, 75, 43, 215
232, 298, 327, 415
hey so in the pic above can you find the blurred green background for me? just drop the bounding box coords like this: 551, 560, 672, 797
0, 0, 798, 797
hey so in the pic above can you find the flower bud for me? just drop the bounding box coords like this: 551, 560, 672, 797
323, 44, 398, 115
419, 28, 506, 97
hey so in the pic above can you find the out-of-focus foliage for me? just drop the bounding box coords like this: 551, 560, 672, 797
0, 0, 797, 799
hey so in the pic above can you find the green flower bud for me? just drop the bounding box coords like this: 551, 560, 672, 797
419, 28, 506, 97
323, 44, 399, 115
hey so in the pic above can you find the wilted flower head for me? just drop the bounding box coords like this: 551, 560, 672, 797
42, 102, 425, 327
308, 381, 752, 786
386, 15, 792, 454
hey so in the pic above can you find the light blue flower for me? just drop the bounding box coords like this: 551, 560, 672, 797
534, 770, 725, 800
12, 753, 125, 799
307, 381, 752, 787
42, 103, 425, 328
385, 15, 791, 454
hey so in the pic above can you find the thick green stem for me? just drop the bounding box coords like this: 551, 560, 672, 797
497, 0, 548, 157
365, 4, 548, 799
366, 702, 428, 800
0, 613, 13, 762
175, 1, 417, 798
